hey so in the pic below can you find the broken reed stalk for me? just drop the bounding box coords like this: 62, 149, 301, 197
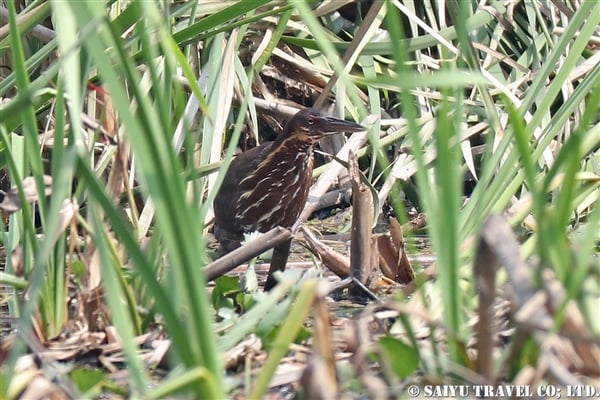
388, 217, 415, 283
348, 151, 374, 297
300, 282, 338, 398
204, 227, 293, 281
300, 226, 351, 278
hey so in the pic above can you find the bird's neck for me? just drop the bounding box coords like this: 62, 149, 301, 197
274, 134, 315, 153
274, 130, 318, 147
257, 135, 316, 174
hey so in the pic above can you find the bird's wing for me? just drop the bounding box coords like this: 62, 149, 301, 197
213, 142, 274, 234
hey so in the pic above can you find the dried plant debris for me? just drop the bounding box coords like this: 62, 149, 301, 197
377, 218, 416, 284
474, 214, 600, 387
0, 175, 52, 213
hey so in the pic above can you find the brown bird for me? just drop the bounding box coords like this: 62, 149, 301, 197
214, 108, 365, 278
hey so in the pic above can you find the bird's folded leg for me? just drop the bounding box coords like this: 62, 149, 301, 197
264, 237, 292, 290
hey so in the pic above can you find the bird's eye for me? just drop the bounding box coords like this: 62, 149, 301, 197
307, 117, 315, 125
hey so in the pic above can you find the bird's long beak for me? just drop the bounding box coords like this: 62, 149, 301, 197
322, 116, 366, 134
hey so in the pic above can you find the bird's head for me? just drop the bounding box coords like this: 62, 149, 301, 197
280, 108, 365, 144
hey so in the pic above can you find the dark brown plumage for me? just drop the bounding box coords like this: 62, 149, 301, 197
214, 108, 364, 251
